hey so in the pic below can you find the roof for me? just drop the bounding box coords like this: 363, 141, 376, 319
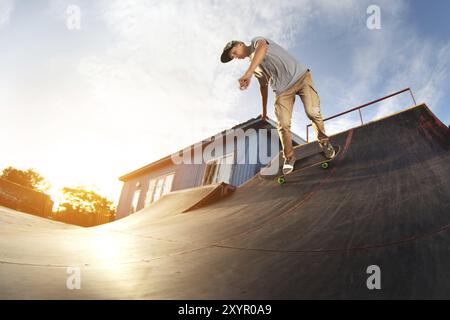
118, 116, 306, 181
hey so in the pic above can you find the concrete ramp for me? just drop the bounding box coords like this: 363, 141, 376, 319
1, 103, 450, 299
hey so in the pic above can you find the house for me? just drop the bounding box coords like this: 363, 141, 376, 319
116, 116, 305, 219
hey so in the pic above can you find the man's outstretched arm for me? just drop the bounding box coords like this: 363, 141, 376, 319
238, 40, 268, 90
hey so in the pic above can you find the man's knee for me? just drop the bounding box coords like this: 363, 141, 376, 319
277, 119, 291, 132
305, 108, 322, 121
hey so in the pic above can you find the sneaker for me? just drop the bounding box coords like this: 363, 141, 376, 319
282, 156, 296, 175
321, 141, 336, 159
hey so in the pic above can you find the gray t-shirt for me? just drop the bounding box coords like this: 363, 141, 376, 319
249, 36, 308, 96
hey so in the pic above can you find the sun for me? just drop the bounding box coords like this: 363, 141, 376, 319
46, 186, 65, 212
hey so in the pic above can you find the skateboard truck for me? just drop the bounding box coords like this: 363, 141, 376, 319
277, 145, 340, 185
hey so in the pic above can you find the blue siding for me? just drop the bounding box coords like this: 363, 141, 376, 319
230, 133, 260, 186
231, 163, 259, 186
172, 164, 205, 190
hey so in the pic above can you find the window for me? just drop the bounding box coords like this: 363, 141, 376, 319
130, 190, 141, 213
153, 177, 164, 202
144, 179, 156, 207
163, 174, 174, 194
203, 153, 234, 185
145, 173, 175, 206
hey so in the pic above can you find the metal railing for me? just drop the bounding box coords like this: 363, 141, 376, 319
306, 87, 417, 142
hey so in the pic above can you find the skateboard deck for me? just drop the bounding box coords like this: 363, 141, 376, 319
277, 145, 341, 184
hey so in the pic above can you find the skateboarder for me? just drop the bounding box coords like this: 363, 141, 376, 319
220, 36, 335, 174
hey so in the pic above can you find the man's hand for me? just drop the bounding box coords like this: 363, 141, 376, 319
238, 72, 252, 90
238, 79, 249, 90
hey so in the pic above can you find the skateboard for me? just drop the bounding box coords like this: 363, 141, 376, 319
277, 145, 341, 185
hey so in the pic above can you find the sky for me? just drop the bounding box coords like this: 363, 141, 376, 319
1, 0, 449, 206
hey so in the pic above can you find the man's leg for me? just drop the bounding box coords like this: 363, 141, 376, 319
297, 71, 335, 158
298, 71, 328, 145
274, 89, 296, 163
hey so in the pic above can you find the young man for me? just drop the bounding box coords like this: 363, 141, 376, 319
220, 36, 335, 174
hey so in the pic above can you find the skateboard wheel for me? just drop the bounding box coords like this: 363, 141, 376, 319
321, 162, 329, 169
277, 176, 286, 184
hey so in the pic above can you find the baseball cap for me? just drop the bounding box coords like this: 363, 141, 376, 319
220, 40, 239, 63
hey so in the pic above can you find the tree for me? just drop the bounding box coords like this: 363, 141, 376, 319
0, 167, 50, 192
58, 186, 116, 220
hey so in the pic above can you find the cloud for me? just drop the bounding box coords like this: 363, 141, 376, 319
76, 0, 330, 156
367, 42, 449, 121
80, 0, 393, 144
81, 0, 449, 145
301, 0, 450, 135
408, 44, 450, 106
0, 0, 14, 30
